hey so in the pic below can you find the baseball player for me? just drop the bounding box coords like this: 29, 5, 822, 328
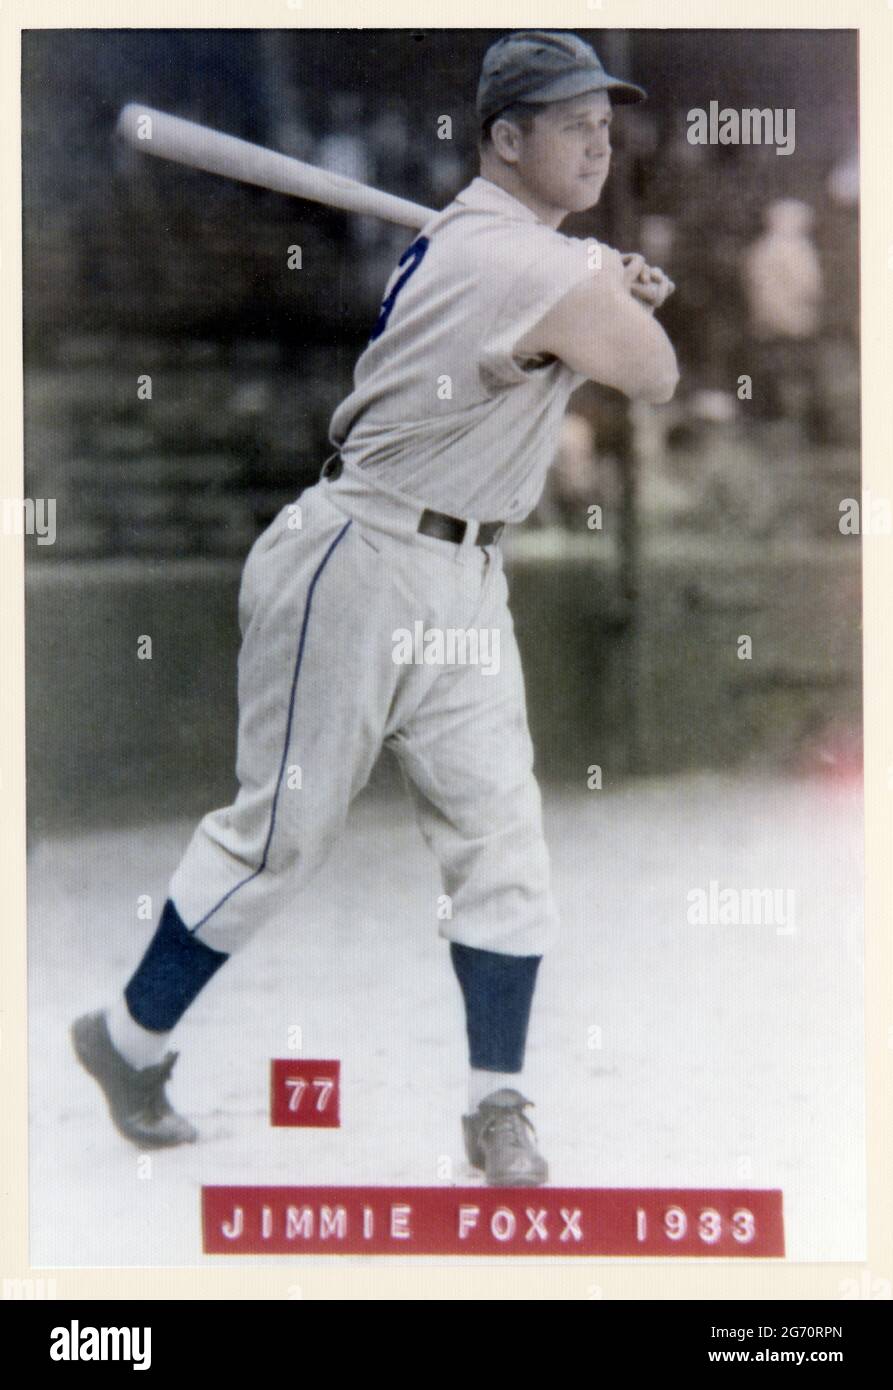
72, 30, 677, 1187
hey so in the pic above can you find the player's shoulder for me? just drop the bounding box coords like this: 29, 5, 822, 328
432, 178, 595, 273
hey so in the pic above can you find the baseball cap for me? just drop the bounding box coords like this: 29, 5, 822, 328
477, 30, 646, 126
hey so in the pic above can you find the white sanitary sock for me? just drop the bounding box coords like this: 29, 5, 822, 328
106, 995, 172, 1070
468, 1068, 526, 1111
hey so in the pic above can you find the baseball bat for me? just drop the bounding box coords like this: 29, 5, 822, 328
116, 103, 435, 230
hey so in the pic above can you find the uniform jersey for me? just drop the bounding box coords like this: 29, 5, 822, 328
327, 176, 599, 525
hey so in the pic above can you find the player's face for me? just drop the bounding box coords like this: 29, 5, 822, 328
517, 91, 614, 218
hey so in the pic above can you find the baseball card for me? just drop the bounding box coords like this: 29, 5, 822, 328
1, 0, 891, 1312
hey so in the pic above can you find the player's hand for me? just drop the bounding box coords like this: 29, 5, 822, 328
621, 253, 675, 311
620, 252, 647, 290
600, 248, 667, 303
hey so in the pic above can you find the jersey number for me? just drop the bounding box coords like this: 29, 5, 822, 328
369, 236, 429, 342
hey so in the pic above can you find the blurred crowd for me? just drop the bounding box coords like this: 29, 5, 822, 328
533, 114, 858, 542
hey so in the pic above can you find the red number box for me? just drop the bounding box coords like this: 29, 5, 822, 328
270, 1060, 340, 1128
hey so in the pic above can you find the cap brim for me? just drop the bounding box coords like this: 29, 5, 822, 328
526, 69, 646, 107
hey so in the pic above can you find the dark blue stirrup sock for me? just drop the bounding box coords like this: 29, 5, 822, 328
124, 899, 229, 1033
449, 942, 542, 1073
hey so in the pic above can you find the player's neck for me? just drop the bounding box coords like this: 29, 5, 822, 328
477, 165, 567, 229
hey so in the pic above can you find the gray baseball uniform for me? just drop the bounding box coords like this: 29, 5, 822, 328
330, 176, 596, 523
168, 175, 598, 959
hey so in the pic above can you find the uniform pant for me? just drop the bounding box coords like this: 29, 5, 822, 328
169, 458, 559, 959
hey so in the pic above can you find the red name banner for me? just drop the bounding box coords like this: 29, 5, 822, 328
202, 1187, 784, 1256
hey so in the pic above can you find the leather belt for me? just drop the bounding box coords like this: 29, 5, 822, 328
320, 454, 504, 548
418, 509, 505, 548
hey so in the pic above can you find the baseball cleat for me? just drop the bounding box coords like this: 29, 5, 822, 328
462, 1088, 548, 1187
71, 1010, 197, 1149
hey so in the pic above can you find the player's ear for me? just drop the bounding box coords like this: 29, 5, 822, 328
489, 116, 526, 164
